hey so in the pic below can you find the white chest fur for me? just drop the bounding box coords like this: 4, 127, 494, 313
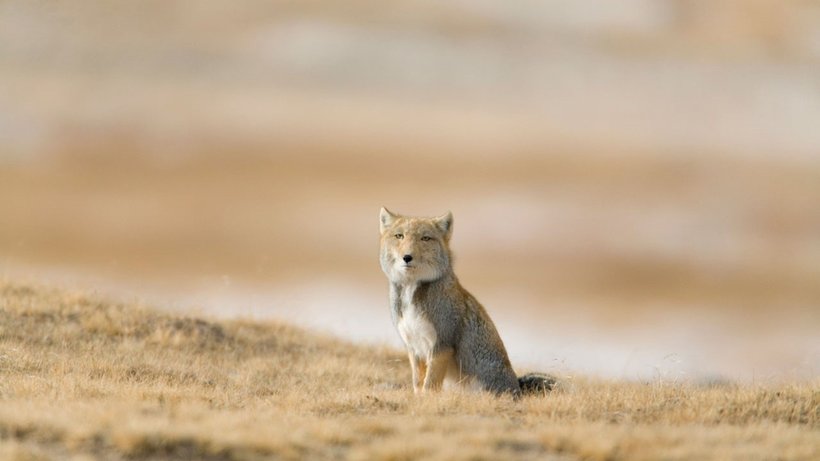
396, 285, 437, 359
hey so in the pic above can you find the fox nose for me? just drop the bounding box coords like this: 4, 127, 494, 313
403, 254, 413, 263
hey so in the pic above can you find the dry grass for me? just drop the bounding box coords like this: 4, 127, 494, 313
0, 280, 817, 460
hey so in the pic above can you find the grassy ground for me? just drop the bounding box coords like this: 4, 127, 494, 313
0, 280, 817, 461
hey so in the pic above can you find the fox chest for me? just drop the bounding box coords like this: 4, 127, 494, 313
396, 302, 437, 359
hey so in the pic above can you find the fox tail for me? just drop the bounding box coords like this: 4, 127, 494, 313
517, 372, 558, 395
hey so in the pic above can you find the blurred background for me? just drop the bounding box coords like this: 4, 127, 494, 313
1, 0, 818, 381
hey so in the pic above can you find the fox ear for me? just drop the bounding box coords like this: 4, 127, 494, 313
380, 207, 397, 233
433, 211, 453, 240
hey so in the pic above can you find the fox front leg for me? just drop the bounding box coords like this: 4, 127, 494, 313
408, 352, 426, 394
422, 348, 454, 392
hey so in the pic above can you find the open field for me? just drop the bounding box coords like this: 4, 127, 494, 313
1, 280, 817, 460
1, 6, 819, 458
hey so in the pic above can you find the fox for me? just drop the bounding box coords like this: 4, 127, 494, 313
379, 207, 555, 397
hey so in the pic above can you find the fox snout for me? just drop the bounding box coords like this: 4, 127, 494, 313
382, 235, 448, 282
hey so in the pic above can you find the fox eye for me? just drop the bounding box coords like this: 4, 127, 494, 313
420, 236, 432, 241
394, 233, 404, 239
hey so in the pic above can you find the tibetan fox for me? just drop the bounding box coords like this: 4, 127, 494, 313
379, 208, 554, 396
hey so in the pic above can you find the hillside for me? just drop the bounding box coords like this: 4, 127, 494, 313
0, 280, 817, 460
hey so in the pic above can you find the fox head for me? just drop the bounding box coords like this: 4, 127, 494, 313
379, 207, 453, 284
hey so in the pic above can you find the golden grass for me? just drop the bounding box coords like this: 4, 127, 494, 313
0, 280, 817, 461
